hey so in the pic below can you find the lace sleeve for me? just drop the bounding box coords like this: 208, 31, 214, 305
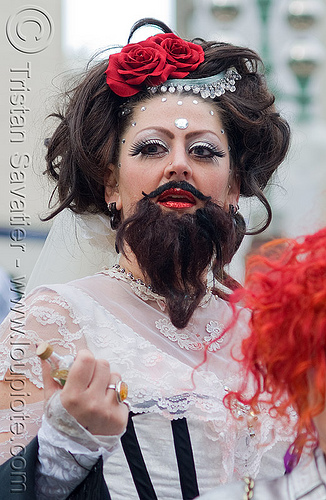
0, 286, 88, 464
0, 286, 89, 386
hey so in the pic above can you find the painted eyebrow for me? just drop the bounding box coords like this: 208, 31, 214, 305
185, 130, 220, 141
135, 127, 221, 141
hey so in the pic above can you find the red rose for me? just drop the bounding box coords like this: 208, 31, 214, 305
105, 40, 176, 97
150, 33, 205, 78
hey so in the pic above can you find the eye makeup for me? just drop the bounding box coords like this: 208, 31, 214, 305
188, 141, 226, 161
128, 138, 169, 158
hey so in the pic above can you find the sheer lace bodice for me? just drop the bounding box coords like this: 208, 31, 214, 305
0, 272, 295, 496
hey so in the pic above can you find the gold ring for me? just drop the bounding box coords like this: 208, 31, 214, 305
107, 380, 128, 403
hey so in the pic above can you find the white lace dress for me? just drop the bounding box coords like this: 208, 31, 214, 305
0, 270, 295, 499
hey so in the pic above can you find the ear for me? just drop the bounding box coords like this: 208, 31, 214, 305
104, 164, 122, 210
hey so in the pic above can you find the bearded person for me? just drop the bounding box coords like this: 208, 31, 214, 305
0, 19, 293, 500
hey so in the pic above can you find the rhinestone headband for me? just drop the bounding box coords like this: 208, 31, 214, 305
148, 67, 241, 99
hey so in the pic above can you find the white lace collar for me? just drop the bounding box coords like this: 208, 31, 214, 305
99, 265, 213, 311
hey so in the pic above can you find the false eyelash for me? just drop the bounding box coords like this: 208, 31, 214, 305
128, 139, 168, 157
188, 141, 226, 158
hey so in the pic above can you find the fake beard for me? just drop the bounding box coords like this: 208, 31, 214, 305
115, 197, 237, 329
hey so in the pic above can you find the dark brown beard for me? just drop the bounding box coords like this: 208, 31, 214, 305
115, 197, 238, 329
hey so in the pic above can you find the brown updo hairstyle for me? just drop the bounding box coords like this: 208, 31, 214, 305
44, 18, 290, 235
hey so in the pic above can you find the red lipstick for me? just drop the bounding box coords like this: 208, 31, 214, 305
157, 188, 196, 209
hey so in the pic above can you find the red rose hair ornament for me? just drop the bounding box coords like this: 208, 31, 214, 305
151, 33, 205, 78
105, 33, 205, 97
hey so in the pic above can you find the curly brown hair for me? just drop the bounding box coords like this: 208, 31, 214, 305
44, 18, 290, 235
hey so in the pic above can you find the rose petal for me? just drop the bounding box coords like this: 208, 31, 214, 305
105, 34, 204, 97
151, 33, 205, 73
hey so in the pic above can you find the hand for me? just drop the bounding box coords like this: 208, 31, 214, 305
41, 349, 129, 436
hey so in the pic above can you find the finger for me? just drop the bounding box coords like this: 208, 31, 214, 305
63, 350, 96, 392
106, 372, 127, 404
106, 372, 122, 400
86, 359, 112, 396
108, 372, 121, 386
41, 359, 61, 401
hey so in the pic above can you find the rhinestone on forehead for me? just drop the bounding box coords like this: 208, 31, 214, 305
174, 118, 189, 130
121, 108, 131, 116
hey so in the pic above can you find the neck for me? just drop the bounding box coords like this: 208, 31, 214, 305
118, 252, 147, 283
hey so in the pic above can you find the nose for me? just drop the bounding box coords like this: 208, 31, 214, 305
163, 149, 192, 180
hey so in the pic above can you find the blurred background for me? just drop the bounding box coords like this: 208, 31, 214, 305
1, 0, 326, 317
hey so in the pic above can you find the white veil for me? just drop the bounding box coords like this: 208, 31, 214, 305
26, 209, 119, 293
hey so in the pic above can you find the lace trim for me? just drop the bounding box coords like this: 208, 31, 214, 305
100, 266, 213, 310
154, 317, 226, 351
